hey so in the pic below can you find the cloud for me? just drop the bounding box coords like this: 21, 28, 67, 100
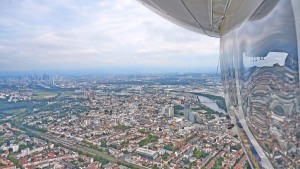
0, 0, 219, 72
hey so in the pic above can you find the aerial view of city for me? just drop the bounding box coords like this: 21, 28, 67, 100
0, 73, 247, 169
1, 0, 300, 169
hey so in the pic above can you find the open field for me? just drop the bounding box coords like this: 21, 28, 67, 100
32, 91, 59, 99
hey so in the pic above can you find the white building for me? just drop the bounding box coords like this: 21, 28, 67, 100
161, 105, 174, 117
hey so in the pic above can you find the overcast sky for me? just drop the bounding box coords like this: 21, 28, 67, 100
0, 0, 219, 73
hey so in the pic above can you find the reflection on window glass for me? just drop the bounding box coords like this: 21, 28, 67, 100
221, 0, 299, 168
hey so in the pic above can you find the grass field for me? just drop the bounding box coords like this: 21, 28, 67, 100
32, 91, 59, 99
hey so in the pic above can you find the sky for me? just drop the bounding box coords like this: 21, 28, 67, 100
0, 0, 219, 73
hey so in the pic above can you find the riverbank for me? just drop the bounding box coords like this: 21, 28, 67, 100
190, 92, 227, 114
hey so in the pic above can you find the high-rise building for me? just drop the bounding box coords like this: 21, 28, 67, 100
161, 105, 168, 115
51, 77, 55, 86
168, 107, 174, 117
161, 105, 174, 117
184, 104, 191, 121
188, 111, 196, 124
42, 74, 50, 81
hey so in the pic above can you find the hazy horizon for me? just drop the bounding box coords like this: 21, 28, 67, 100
0, 66, 220, 75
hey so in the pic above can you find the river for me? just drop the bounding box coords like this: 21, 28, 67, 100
197, 95, 227, 114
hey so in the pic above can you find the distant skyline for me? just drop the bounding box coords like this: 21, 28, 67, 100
0, 0, 219, 72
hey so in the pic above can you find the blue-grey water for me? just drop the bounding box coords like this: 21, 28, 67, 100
197, 96, 227, 114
